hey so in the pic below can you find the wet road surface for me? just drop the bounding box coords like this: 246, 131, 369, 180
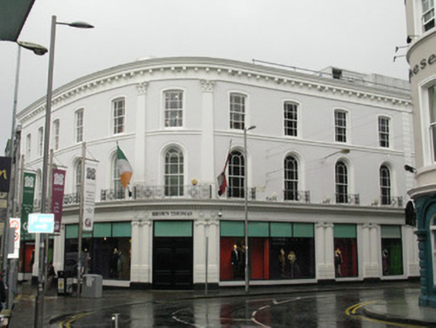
53, 287, 420, 327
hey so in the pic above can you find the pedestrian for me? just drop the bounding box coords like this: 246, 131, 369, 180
0, 274, 6, 311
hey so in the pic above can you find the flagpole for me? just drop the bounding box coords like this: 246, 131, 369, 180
77, 142, 86, 298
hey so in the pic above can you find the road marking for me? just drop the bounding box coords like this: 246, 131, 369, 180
345, 301, 425, 327
58, 311, 96, 328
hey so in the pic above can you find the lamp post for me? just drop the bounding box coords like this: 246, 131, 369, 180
244, 125, 256, 293
1, 40, 47, 311
35, 15, 93, 328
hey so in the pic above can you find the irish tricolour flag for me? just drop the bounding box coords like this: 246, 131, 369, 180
117, 145, 133, 189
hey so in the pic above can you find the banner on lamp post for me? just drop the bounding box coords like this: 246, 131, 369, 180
51, 169, 66, 233
0, 156, 12, 193
8, 218, 20, 259
21, 172, 36, 238
83, 161, 97, 231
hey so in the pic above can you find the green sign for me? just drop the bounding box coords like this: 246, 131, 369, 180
21, 172, 36, 239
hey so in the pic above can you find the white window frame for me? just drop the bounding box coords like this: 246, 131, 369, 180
335, 160, 348, 204
112, 97, 125, 134
378, 116, 390, 148
422, 0, 435, 31
52, 119, 60, 151
334, 109, 348, 143
38, 127, 43, 157
75, 109, 84, 143
26, 133, 31, 160
230, 93, 246, 130
284, 101, 299, 137
380, 165, 392, 205
284, 155, 299, 201
419, 81, 436, 165
164, 90, 183, 128
164, 147, 184, 197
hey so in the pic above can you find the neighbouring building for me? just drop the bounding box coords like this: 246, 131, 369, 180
405, 0, 436, 308
16, 56, 417, 289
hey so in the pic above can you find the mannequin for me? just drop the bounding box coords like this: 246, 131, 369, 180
334, 248, 343, 277
231, 245, 239, 279
278, 248, 286, 278
287, 250, 300, 279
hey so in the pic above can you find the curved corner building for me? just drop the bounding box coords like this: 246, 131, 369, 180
405, 0, 436, 308
17, 56, 416, 289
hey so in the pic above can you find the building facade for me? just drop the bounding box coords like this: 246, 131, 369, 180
17, 57, 416, 289
405, 0, 436, 308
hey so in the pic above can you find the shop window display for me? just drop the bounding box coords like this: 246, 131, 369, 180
381, 225, 403, 276
334, 224, 358, 278
64, 222, 131, 280
220, 221, 314, 281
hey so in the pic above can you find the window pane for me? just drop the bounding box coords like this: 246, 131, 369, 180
284, 102, 298, 136
230, 93, 245, 130
164, 91, 183, 127
335, 161, 348, 203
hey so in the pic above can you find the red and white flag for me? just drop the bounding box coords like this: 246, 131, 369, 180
217, 144, 231, 196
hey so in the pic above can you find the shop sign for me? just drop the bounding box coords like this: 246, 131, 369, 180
151, 211, 194, 218
410, 53, 436, 78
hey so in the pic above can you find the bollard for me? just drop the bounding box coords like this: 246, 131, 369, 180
112, 313, 120, 328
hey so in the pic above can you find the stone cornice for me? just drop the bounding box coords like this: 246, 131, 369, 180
18, 57, 412, 123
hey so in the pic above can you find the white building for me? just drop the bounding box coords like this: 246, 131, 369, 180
405, 0, 436, 308
17, 57, 416, 289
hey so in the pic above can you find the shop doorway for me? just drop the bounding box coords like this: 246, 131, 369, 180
152, 221, 193, 289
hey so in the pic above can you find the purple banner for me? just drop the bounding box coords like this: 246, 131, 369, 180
51, 169, 66, 233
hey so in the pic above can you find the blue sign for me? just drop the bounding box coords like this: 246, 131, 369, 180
28, 213, 54, 233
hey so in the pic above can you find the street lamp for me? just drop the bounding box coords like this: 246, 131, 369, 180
1, 40, 47, 311
244, 125, 256, 293
35, 15, 93, 328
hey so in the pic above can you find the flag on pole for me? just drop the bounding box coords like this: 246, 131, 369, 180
117, 145, 133, 189
217, 143, 231, 196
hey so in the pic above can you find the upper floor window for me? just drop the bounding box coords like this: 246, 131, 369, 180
228, 150, 245, 198
284, 102, 298, 137
75, 109, 84, 143
53, 119, 60, 151
379, 117, 390, 148
335, 160, 348, 204
112, 156, 123, 199
38, 127, 43, 157
230, 93, 245, 130
26, 134, 31, 160
284, 155, 298, 201
423, 0, 435, 31
164, 148, 184, 196
113, 98, 125, 134
380, 165, 391, 205
429, 85, 436, 161
164, 90, 183, 127
335, 110, 347, 143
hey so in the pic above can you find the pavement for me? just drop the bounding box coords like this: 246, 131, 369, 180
5, 280, 436, 327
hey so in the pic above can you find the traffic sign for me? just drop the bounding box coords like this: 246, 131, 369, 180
28, 213, 54, 233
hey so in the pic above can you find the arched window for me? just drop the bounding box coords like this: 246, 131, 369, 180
228, 150, 245, 198
113, 157, 122, 197
164, 148, 184, 196
380, 165, 391, 205
335, 161, 348, 204
284, 155, 298, 201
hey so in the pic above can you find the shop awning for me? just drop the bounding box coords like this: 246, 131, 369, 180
0, 0, 35, 41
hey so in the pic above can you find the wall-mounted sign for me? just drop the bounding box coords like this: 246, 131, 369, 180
28, 213, 54, 233
151, 211, 194, 218
8, 218, 20, 259
410, 53, 436, 78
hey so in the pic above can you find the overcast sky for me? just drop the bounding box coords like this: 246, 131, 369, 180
0, 0, 409, 155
